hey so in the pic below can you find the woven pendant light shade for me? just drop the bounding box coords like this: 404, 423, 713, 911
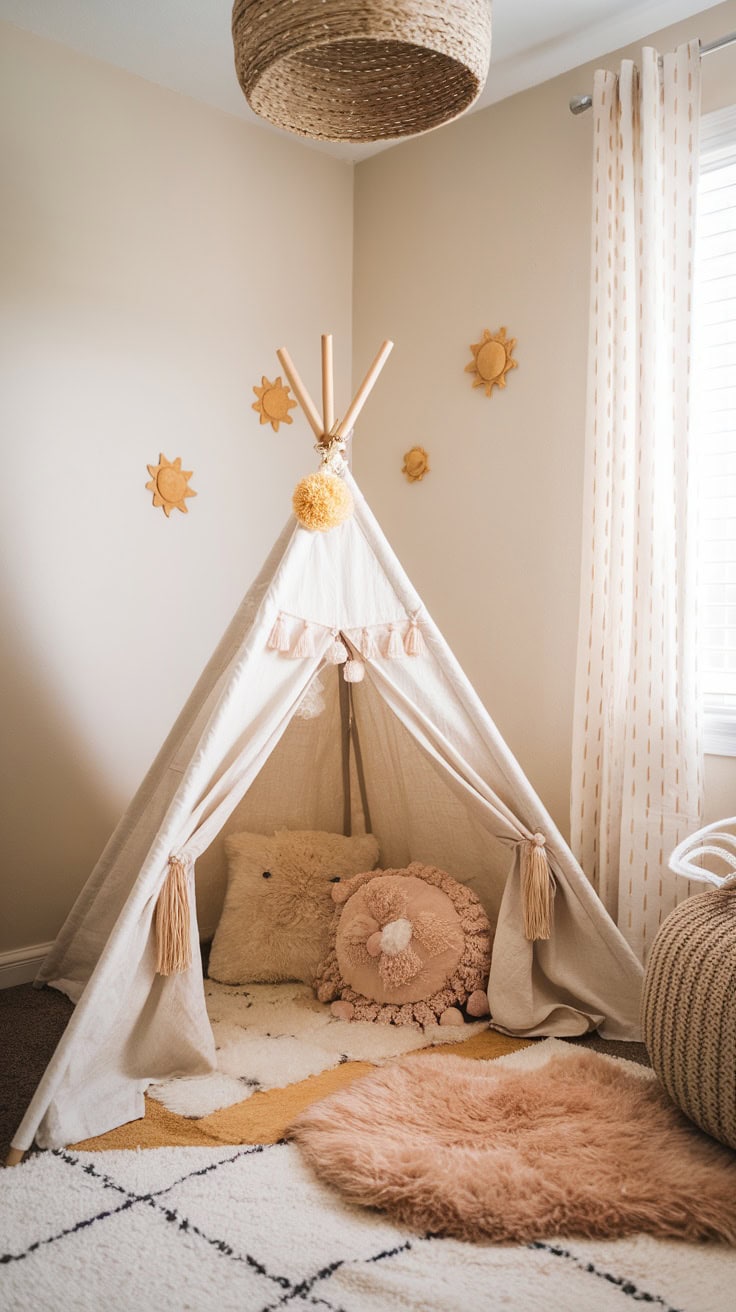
232, 1, 493, 143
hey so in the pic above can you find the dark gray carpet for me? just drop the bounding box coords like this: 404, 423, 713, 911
0, 983, 73, 1161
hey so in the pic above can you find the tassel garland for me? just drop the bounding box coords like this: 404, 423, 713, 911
155, 856, 192, 975
520, 834, 553, 941
268, 616, 425, 660
292, 622, 316, 658
385, 624, 404, 659
361, 627, 381, 659
344, 658, 365, 683
267, 612, 290, 653
404, 620, 425, 656
326, 633, 348, 664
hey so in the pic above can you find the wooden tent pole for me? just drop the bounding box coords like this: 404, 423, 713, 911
5, 1147, 25, 1166
321, 334, 334, 437
338, 666, 352, 837
276, 347, 324, 440
336, 339, 393, 438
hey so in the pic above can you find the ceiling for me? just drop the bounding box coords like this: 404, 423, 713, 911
0, 0, 727, 160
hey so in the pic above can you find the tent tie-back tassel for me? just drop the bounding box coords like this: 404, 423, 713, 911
404, 619, 425, 656
291, 622, 315, 658
520, 833, 553, 941
385, 623, 404, 659
326, 631, 348, 664
361, 627, 381, 659
155, 856, 192, 975
344, 658, 365, 683
267, 612, 290, 653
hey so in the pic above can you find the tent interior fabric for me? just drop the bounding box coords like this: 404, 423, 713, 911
11, 474, 643, 1156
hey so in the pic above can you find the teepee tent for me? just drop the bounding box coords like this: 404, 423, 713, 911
8, 337, 642, 1161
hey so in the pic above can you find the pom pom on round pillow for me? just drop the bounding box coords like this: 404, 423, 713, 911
313, 862, 493, 1027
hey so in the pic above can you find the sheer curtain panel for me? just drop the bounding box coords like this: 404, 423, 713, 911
571, 41, 704, 962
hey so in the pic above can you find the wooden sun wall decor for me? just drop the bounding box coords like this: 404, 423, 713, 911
146, 454, 197, 517
466, 327, 518, 397
402, 446, 430, 482
252, 374, 297, 432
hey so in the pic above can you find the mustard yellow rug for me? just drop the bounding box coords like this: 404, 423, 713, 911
73, 1029, 532, 1152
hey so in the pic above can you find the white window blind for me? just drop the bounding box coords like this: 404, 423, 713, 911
695, 105, 736, 755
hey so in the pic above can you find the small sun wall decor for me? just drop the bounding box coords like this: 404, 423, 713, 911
465, 327, 518, 397
252, 375, 297, 432
145, 455, 197, 517
402, 446, 430, 482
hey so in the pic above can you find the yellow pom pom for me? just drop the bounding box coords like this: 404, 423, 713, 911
292, 470, 353, 532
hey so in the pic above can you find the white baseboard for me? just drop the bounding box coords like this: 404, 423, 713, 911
0, 942, 54, 989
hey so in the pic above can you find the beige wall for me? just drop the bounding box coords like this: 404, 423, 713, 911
0, 23, 353, 953
353, 0, 736, 845
4, 5, 736, 959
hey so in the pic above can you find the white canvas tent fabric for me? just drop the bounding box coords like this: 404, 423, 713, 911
12, 474, 643, 1153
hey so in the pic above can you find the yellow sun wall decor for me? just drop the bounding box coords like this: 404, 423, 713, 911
145, 455, 197, 517
252, 375, 297, 432
402, 446, 430, 482
465, 327, 518, 397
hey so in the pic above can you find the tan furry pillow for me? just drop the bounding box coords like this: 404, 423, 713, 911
208, 830, 379, 986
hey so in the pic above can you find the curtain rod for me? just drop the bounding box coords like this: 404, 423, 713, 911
569, 29, 736, 114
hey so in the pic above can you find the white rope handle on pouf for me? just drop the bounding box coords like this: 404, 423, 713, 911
669, 818, 736, 890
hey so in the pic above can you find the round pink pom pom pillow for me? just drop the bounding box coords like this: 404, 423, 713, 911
313, 862, 493, 1027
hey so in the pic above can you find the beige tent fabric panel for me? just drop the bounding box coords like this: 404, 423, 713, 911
355, 663, 641, 1039
176, 655, 335, 867
195, 673, 347, 935
275, 512, 411, 632
16, 640, 326, 1150
35, 923, 216, 1149
489, 850, 642, 1040
16, 539, 325, 1150
363, 662, 529, 841
17, 864, 214, 1150
352, 681, 513, 921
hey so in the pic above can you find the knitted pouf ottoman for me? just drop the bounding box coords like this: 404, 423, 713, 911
642, 888, 736, 1150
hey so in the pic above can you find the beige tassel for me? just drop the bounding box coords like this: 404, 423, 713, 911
267, 612, 290, 652
361, 627, 380, 659
344, 658, 365, 682
404, 620, 425, 656
521, 834, 553, 941
291, 622, 315, 658
155, 856, 192, 975
385, 624, 404, 659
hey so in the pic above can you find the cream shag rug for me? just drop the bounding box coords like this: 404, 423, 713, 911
3, 1045, 736, 1312
149, 981, 487, 1117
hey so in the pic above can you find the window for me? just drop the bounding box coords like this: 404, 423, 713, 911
695, 105, 736, 755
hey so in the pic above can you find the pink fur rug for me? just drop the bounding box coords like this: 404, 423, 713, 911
287, 1047, 736, 1245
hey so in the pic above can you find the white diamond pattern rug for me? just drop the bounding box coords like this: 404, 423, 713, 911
148, 981, 488, 1118
2, 1139, 736, 1311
